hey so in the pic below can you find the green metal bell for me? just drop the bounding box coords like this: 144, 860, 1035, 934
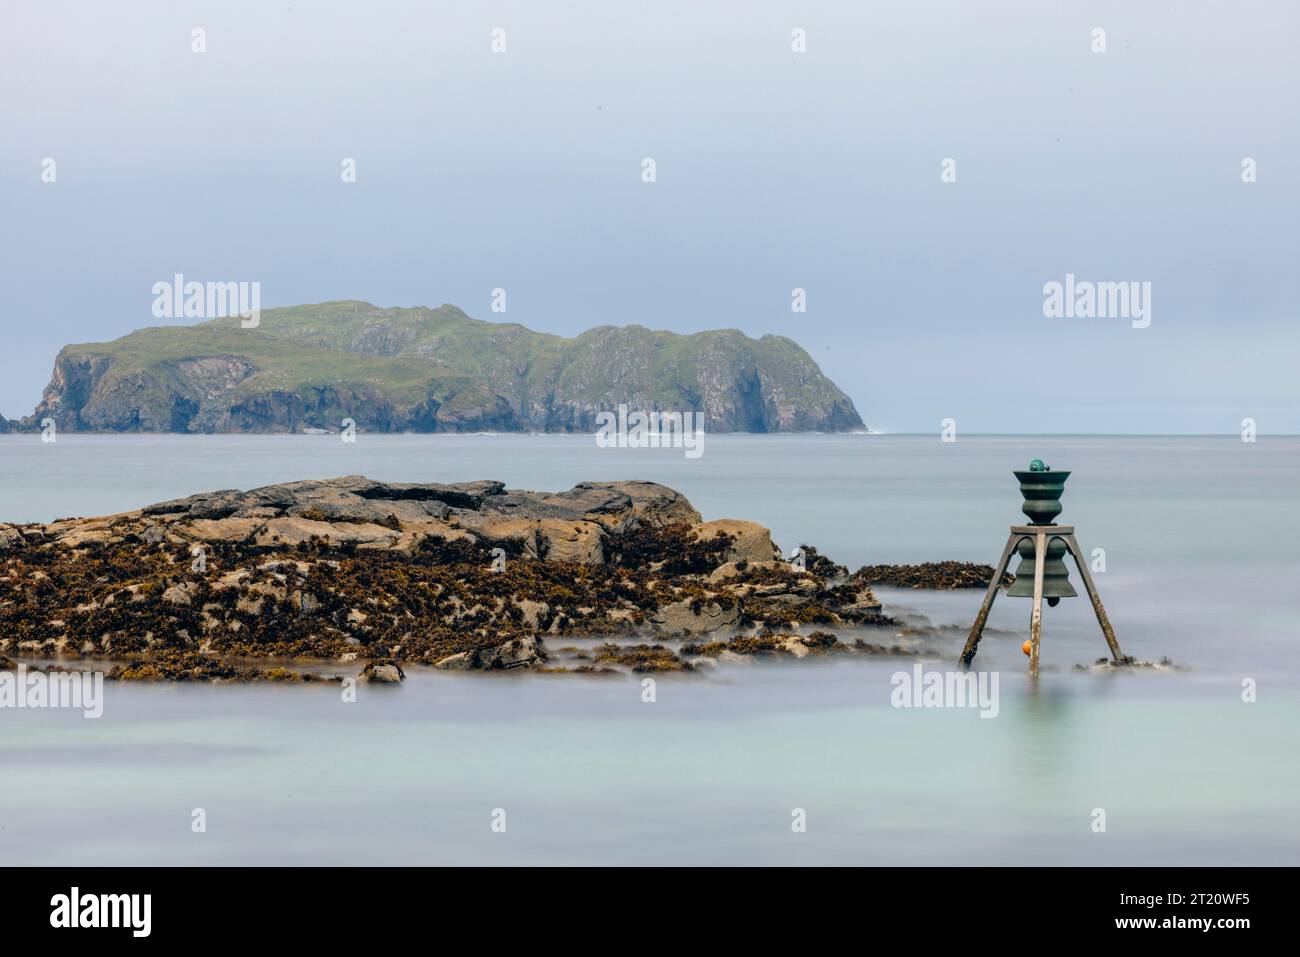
1006, 535, 1077, 603
1006, 462, 1077, 604
1015, 463, 1068, 525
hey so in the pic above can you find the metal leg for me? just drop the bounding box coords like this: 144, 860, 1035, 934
1028, 531, 1046, 675
959, 533, 1017, 668
1063, 534, 1125, 662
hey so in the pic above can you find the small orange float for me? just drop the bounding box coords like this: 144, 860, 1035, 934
1021, 640, 1033, 656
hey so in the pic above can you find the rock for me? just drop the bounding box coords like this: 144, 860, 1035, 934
179, 517, 266, 544
651, 598, 739, 635
778, 637, 812, 658
513, 600, 550, 628
0, 654, 15, 670
435, 636, 544, 670
53, 523, 115, 548
840, 586, 883, 618
0, 524, 24, 551
708, 560, 794, 583
536, 519, 605, 564
689, 519, 780, 565
254, 517, 398, 548
854, 562, 1011, 590
0, 473, 928, 682
360, 660, 406, 683
480, 635, 544, 669
434, 652, 475, 671
162, 582, 197, 606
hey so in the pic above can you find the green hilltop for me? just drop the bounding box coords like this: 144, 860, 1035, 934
26, 301, 865, 434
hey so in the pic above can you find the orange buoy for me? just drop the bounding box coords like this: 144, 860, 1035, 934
1021, 640, 1033, 656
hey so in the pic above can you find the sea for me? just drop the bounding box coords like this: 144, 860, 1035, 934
1, 433, 1297, 865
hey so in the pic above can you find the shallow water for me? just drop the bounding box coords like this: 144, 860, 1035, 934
1, 434, 1297, 864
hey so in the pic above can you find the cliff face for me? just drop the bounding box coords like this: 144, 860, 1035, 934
22, 301, 864, 433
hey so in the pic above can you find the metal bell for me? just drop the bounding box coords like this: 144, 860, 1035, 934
1006, 464, 1077, 605
1006, 535, 1077, 603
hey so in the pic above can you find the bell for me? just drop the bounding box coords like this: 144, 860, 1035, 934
1005, 464, 1077, 604
1006, 534, 1077, 603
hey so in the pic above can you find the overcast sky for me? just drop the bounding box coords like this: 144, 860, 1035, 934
1, 0, 1296, 432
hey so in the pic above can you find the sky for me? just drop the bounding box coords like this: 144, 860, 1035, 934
1, 0, 1296, 432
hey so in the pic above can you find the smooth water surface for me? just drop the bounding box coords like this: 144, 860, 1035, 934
1, 434, 1297, 864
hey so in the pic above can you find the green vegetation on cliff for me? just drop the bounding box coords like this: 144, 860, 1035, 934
26, 301, 864, 433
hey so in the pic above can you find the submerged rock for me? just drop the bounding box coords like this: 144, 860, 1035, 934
360, 659, 406, 683
434, 636, 545, 671
105, 650, 339, 683
854, 562, 1012, 590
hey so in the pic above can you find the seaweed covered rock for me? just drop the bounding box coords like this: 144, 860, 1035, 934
854, 562, 1012, 590
0, 476, 931, 680
688, 520, 780, 564
360, 659, 406, 683
435, 636, 545, 671
106, 650, 339, 683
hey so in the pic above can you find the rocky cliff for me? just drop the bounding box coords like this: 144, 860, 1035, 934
19, 301, 865, 434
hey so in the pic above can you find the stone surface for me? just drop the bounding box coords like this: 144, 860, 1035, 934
651, 598, 740, 635
689, 519, 780, 564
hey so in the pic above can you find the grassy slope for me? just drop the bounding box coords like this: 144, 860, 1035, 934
55, 301, 855, 421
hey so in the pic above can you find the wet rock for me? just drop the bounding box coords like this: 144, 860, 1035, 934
0, 474, 966, 682
593, 642, 693, 672
854, 562, 1011, 590
651, 597, 739, 635
434, 636, 544, 671
106, 650, 338, 683
778, 636, 812, 658
360, 660, 406, 683
480, 635, 544, 669
162, 582, 197, 606
689, 519, 780, 565
434, 651, 475, 671
1073, 656, 1178, 671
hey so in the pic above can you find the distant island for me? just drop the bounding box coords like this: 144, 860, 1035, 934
8, 301, 864, 434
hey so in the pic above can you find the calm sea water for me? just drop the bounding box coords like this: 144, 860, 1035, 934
1, 434, 1298, 865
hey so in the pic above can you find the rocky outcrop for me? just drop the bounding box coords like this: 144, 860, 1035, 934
21, 301, 864, 434
0, 476, 892, 679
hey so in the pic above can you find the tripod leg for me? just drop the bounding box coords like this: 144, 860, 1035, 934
960, 534, 1017, 668
1063, 534, 1125, 661
1029, 531, 1046, 675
